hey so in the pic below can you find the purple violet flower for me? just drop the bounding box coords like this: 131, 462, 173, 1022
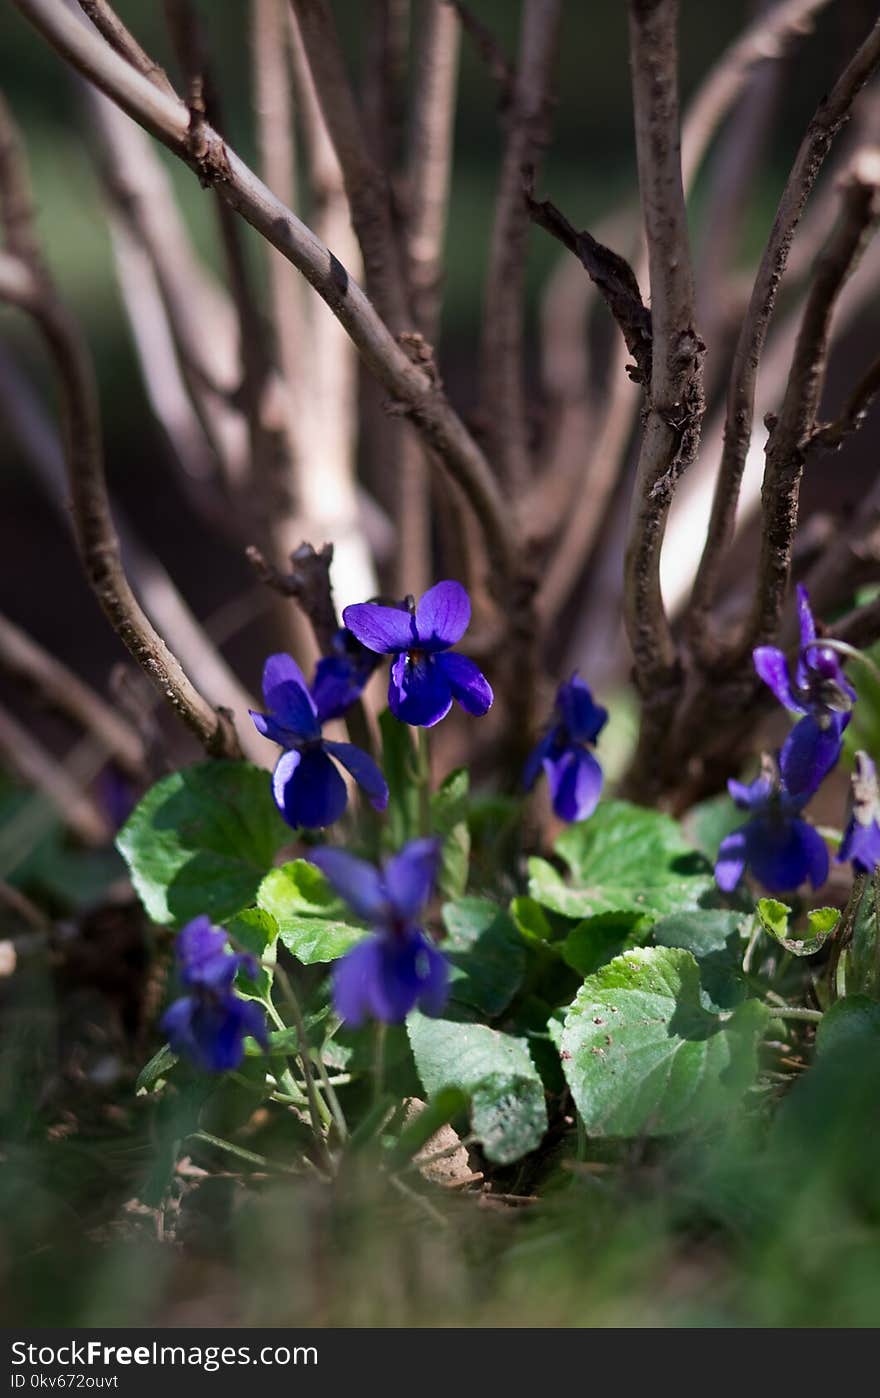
342, 581, 493, 728
715, 755, 829, 896
753, 585, 855, 801
310, 839, 448, 1027
523, 673, 608, 822
161, 916, 268, 1073
310, 626, 381, 724
250, 653, 388, 829
838, 751, 880, 875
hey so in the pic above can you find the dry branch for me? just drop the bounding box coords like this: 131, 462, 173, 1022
745, 152, 880, 652
10, 0, 515, 594
623, 0, 704, 789
688, 13, 880, 653
479, 0, 561, 492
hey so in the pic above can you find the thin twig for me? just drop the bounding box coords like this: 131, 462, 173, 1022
744, 151, 880, 651
479, 0, 562, 493
0, 341, 265, 761
286, 8, 378, 614
246, 541, 339, 654
288, 0, 409, 331
680, 0, 833, 191
688, 14, 880, 655
397, 0, 461, 596
0, 95, 242, 759
77, 0, 178, 99
811, 350, 880, 449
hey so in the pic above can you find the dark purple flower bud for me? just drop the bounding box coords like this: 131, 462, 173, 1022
838, 751, 880, 875
342, 581, 493, 728
161, 916, 268, 1073
310, 839, 448, 1026
311, 627, 382, 724
523, 673, 608, 822
715, 754, 828, 896
249, 653, 388, 829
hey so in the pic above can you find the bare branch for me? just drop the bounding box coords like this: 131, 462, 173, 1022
525, 187, 652, 385
77, 0, 177, 99
406, 0, 459, 342
811, 350, 880, 450
285, 10, 379, 612
745, 152, 880, 651
0, 252, 244, 759
0, 611, 147, 779
246, 542, 339, 655
479, 0, 562, 492
0, 91, 243, 759
447, 1, 514, 101
624, 0, 704, 736
0, 339, 265, 761
86, 91, 249, 490
396, 0, 461, 598
288, 0, 409, 331
688, 14, 880, 650
10, 0, 515, 590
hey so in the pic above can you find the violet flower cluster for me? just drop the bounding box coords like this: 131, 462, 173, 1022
716, 586, 876, 895
311, 839, 448, 1026
250, 581, 492, 831
161, 917, 268, 1073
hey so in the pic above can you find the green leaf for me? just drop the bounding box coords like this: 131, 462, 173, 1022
652, 908, 750, 1009
136, 1043, 178, 1094
442, 897, 526, 1016
227, 907, 278, 1000
431, 767, 471, 900
407, 1014, 547, 1164
379, 709, 419, 846
560, 946, 768, 1137
510, 895, 559, 948
816, 995, 880, 1059
561, 912, 653, 978
117, 761, 290, 927
257, 860, 365, 964
529, 801, 714, 923
756, 898, 839, 956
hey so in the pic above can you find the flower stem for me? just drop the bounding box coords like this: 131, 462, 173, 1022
192, 1130, 296, 1174
271, 962, 335, 1171
763, 1006, 823, 1023
417, 726, 432, 837
872, 875, 880, 995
